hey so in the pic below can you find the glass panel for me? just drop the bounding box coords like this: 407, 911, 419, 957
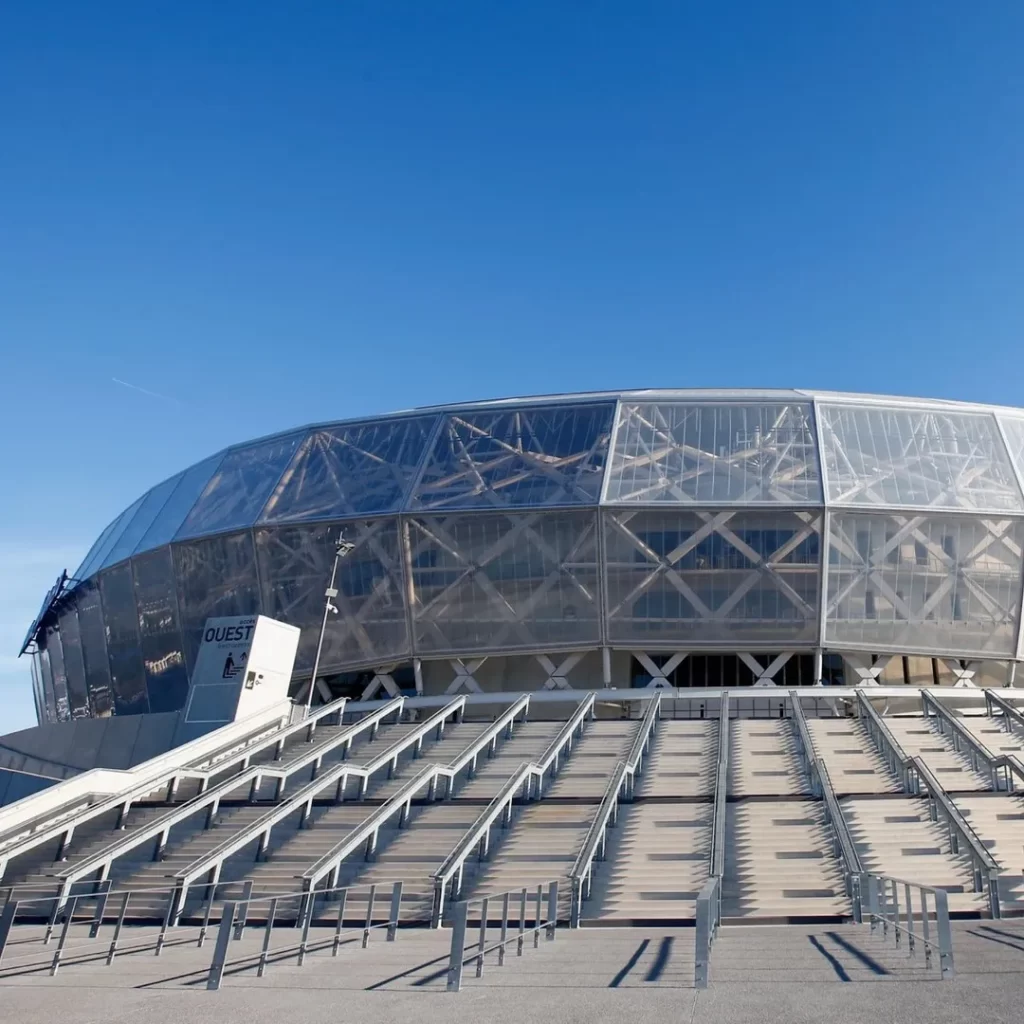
603, 508, 822, 646
173, 531, 262, 674
999, 416, 1024, 485
57, 606, 91, 719
136, 453, 224, 553
43, 624, 71, 722
260, 416, 437, 523
76, 497, 144, 581
818, 404, 1024, 511
408, 510, 602, 654
175, 434, 305, 540
605, 401, 822, 505
409, 403, 615, 510
98, 563, 151, 715
73, 515, 122, 581
77, 579, 114, 716
37, 648, 57, 723
132, 547, 190, 713
824, 511, 1024, 656
100, 473, 182, 569
256, 518, 410, 673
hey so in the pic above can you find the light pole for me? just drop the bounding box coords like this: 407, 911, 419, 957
304, 531, 356, 717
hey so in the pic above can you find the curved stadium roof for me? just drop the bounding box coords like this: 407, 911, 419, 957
71, 388, 1024, 584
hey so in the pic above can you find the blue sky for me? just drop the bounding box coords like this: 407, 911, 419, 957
1, 2, 1022, 732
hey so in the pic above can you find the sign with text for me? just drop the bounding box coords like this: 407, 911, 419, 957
184, 615, 299, 724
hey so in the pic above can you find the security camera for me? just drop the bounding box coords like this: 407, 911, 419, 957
327, 602, 339, 615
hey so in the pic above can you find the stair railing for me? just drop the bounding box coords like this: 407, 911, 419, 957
429, 693, 596, 927
567, 692, 662, 926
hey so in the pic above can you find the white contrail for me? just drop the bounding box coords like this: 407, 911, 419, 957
111, 377, 179, 403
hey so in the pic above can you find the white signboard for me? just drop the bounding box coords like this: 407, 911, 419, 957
184, 615, 299, 724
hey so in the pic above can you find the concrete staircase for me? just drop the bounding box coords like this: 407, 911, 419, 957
722, 800, 850, 922
953, 793, 1024, 914
882, 716, 991, 792
954, 714, 1024, 758
456, 722, 566, 800
728, 719, 808, 797
585, 802, 712, 924
841, 795, 985, 914
635, 720, 717, 798
805, 718, 900, 795
463, 721, 637, 911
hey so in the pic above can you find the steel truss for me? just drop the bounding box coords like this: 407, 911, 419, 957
604, 401, 822, 504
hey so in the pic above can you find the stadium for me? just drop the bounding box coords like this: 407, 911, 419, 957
21, 388, 1024, 724
4, 388, 1024, 992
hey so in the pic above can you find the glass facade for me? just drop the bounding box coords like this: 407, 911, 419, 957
23, 392, 1024, 723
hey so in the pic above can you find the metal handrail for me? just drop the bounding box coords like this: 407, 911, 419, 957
920, 690, 1000, 789
985, 689, 1024, 735
694, 875, 720, 988
815, 759, 863, 877
908, 756, 1000, 876
787, 690, 816, 773
429, 693, 597, 926
860, 871, 955, 979
0, 694, 357, 876
0, 699, 304, 859
445, 880, 559, 992
47, 698, 408, 906
709, 692, 730, 880
168, 698, 469, 914
856, 690, 913, 788
857, 691, 1001, 917
297, 696, 534, 892
567, 693, 662, 926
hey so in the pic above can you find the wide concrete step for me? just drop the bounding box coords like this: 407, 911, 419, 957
635, 720, 717, 799
729, 719, 809, 797
805, 718, 900, 795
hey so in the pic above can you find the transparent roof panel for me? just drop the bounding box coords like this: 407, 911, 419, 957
73, 514, 123, 581
818, 404, 1024, 511
174, 433, 305, 540
135, 453, 225, 553
408, 402, 615, 510
259, 415, 437, 523
98, 472, 183, 569
604, 401, 822, 505
998, 416, 1024, 487
76, 496, 144, 581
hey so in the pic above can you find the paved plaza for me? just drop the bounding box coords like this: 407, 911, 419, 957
1, 920, 1023, 1024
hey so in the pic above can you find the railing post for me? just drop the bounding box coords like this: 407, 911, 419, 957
233, 880, 253, 940
517, 888, 527, 956
498, 892, 510, 966
695, 887, 710, 989
206, 901, 237, 991
298, 891, 316, 964
50, 896, 78, 976
475, 897, 488, 978
88, 879, 112, 939
362, 885, 376, 948
534, 886, 542, 949
258, 898, 277, 976
446, 901, 468, 992
387, 881, 403, 941
921, 888, 932, 967
331, 891, 347, 956
105, 891, 130, 965
570, 877, 581, 929
904, 883, 915, 957
546, 881, 558, 940
934, 887, 954, 979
